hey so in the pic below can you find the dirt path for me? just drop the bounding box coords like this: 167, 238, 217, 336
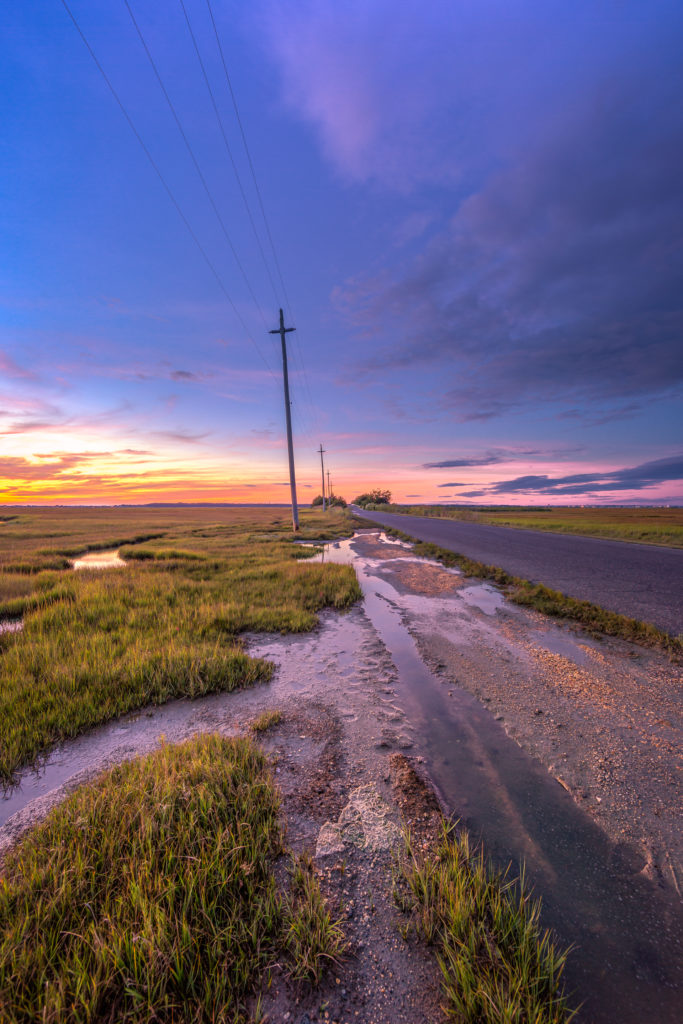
1, 530, 681, 1023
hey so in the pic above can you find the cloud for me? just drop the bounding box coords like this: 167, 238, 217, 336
257, 0, 473, 191
170, 370, 198, 381
0, 351, 38, 381
483, 454, 683, 497
422, 448, 549, 469
154, 430, 211, 444
312, 3, 683, 417
425, 456, 503, 469
437, 481, 465, 487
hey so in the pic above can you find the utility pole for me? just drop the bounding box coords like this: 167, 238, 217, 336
270, 308, 299, 532
318, 444, 327, 511
327, 470, 332, 506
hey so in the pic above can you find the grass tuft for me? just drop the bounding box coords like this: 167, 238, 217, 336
283, 854, 346, 983
251, 709, 283, 733
0, 734, 344, 1022
395, 822, 576, 1023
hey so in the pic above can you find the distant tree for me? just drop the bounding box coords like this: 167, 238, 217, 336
353, 489, 392, 507
311, 493, 347, 508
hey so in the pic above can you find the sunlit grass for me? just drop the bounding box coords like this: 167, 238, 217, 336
395, 822, 575, 1023
0, 734, 344, 1023
251, 708, 283, 733
0, 507, 361, 780
373, 504, 683, 548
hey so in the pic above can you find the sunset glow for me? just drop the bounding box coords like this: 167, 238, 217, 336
2, 2, 681, 506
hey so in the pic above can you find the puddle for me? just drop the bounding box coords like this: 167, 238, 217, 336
72, 549, 126, 569
0, 620, 22, 635
459, 581, 505, 615
296, 539, 357, 565
534, 629, 597, 667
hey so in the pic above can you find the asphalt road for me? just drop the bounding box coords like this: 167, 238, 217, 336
352, 507, 683, 635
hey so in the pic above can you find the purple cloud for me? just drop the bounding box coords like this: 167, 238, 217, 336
307, 2, 683, 418
480, 454, 683, 497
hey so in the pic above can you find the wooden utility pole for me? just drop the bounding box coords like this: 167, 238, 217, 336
318, 444, 327, 511
269, 309, 299, 532
327, 470, 332, 505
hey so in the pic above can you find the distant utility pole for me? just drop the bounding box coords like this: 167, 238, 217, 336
270, 308, 299, 532
327, 470, 332, 504
318, 444, 327, 511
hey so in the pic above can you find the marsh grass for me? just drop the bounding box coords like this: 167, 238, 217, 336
284, 853, 346, 982
395, 823, 575, 1023
0, 734, 344, 1023
0, 507, 361, 780
251, 709, 283, 733
371, 504, 683, 548
378, 530, 682, 656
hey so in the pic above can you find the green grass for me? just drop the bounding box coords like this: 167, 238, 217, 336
372, 526, 682, 656
0, 733, 344, 1023
371, 504, 683, 548
395, 822, 575, 1023
251, 709, 284, 733
283, 853, 346, 983
0, 507, 361, 781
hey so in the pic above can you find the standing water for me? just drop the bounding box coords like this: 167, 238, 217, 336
307, 533, 682, 1023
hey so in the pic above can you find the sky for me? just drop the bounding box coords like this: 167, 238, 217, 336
2, 0, 682, 506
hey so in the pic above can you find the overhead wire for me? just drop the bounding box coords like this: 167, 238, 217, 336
123, 0, 269, 332
60, 0, 277, 382
178, 0, 280, 320
204, 0, 321, 446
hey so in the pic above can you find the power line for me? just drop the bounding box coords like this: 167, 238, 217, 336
205, 0, 320, 434
60, 0, 277, 380
123, 0, 268, 331
205, 0, 291, 312
178, 0, 278, 317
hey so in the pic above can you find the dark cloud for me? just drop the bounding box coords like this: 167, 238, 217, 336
423, 448, 548, 469
486, 454, 683, 497
339, 24, 683, 420
437, 481, 464, 487
170, 370, 198, 381
154, 430, 210, 444
425, 456, 503, 469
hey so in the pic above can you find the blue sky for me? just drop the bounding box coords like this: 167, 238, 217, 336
2, 0, 682, 504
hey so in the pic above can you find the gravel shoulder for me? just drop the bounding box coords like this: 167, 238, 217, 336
354, 507, 683, 634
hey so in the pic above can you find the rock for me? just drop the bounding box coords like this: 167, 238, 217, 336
315, 784, 401, 858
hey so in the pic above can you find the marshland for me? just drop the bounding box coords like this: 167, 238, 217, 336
0, 506, 680, 1022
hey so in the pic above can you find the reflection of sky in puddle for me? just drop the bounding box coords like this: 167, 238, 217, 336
72, 549, 125, 570
0, 620, 22, 634
534, 630, 597, 667
459, 582, 504, 615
